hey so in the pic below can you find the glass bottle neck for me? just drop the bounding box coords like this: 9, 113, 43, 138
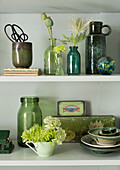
21, 102, 38, 106
69, 46, 78, 51
49, 38, 56, 47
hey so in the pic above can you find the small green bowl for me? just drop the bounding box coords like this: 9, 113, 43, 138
88, 127, 120, 146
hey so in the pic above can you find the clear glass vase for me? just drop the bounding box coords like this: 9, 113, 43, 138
44, 38, 56, 75
55, 53, 64, 75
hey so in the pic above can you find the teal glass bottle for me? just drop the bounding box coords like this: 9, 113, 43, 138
44, 38, 56, 75
17, 97, 42, 147
67, 46, 80, 75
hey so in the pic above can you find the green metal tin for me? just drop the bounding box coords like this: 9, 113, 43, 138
55, 115, 116, 143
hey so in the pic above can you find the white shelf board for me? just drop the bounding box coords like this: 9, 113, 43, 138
1, 141, 120, 166
0, 75, 120, 82
0, 0, 120, 13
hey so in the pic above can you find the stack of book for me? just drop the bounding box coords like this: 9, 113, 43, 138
4, 68, 42, 76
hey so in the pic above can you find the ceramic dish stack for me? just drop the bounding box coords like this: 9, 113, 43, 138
81, 127, 120, 154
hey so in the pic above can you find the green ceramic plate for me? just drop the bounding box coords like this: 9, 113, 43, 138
81, 135, 120, 148
80, 142, 120, 154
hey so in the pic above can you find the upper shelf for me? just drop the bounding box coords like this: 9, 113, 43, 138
0, 0, 120, 13
0, 75, 120, 82
1, 141, 120, 166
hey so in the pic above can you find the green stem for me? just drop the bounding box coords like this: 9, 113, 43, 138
46, 27, 51, 39
50, 27, 52, 39
74, 33, 78, 46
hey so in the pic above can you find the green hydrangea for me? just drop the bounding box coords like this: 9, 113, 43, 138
21, 116, 66, 145
53, 44, 67, 54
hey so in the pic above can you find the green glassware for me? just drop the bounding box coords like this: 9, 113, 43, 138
44, 38, 56, 75
55, 53, 64, 75
67, 46, 80, 75
85, 21, 112, 74
17, 97, 42, 147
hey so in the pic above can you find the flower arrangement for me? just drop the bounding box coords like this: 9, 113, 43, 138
53, 44, 67, 55
41, 13, 54, 40
60, 17, 90, 46
21, 116, 66, 145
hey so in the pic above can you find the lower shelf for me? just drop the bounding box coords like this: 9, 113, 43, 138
0, 141, 120, 166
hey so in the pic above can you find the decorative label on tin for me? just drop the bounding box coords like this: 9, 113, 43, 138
57, 100, 86, 116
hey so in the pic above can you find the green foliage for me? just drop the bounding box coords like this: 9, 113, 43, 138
53, 44, 67, 54
21, 116, 66, 145
59, 17, 90, 46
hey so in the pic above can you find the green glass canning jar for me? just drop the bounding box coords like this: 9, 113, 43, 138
17, 97, 42, 147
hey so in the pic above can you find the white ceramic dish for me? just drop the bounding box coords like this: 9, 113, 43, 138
81, 134, 120, 148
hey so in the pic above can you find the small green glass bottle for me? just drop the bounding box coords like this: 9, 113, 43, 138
67, 46, 81, 75
55, 53, 64, 75
44, 38, 56, 75
17, 97, 42, 147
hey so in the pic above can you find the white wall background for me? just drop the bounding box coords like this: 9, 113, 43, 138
0, 13, 120, 170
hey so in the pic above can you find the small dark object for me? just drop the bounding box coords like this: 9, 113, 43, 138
0, 130, 14, 154
4, 24, 28, 42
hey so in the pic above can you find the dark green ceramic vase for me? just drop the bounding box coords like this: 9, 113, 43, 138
12, 42, 32, 68
85, 21, 112, 74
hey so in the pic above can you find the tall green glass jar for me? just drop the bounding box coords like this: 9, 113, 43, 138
17, 97, 42, 147
44, 38, 56, 75
67, 46, 81, 75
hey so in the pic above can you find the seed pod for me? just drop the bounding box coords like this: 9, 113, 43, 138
44, 17, 54, 27
41, 13, 47, 20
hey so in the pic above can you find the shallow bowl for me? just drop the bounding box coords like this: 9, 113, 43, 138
88, 127, 120, 146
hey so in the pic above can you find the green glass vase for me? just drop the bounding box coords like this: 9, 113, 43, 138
17, 97, 42, 147
67, 46, 80, 75
44, 38, 56, 75
55, 53, 64, 75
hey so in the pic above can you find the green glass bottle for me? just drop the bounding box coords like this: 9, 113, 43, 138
44, 38, 56, 75
55, 53, 64, 75
67, 46, 80, 75
17, 97, 42, 147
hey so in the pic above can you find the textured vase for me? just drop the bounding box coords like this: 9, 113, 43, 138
67, 46, 81, 75
12, 42, 32, 68
85, 21, 111, 74
44, 38, 56, 75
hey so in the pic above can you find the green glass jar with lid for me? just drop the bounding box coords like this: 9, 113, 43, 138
17, 96, 42, 147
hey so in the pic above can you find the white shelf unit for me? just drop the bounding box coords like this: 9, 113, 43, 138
0, 75, 120, 82
1, 141, 120, 167
0, 0, 120, 169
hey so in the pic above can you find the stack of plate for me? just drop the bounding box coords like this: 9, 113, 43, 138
81, 127, 120, 154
